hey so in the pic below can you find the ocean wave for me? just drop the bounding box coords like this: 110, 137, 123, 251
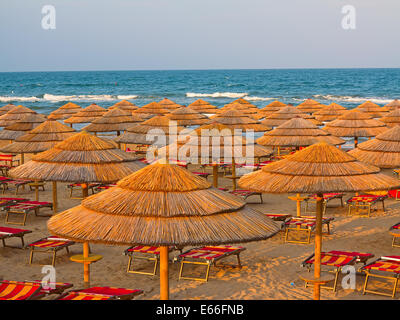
0, 96, 41, 102
313, 94, 393, 104
117, 95, 138, 100
243, 96, 274, 101
186, 92, 248, 98
0, 94, 138, 103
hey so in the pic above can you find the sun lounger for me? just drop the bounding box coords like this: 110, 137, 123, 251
304, 193, 345, 215
27, 236, 75, 266
284, 216, 334, 244
0, 280, 42, 300
4, 201, 53, 225
389, 222, 400, 248
57, 286, 143, 300
1, 179, 34, 195
264, 213, 292, 222
28, 281, 74, 298
94, 183, 117, 192
0, 155, 20, 176
0, 226, 32, 248
124, 245, 177, 276
347, 194, 387, 217
176, 245, 246, 282
229, 189, 263, 203
191, 171, 211, 180
67, 183, 100, 199
302, 250, 374, 292
361, 256, 400, 298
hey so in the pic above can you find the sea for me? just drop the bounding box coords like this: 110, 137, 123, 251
0, 68, 399, 114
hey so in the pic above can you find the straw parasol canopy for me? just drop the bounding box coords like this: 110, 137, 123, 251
0, 103, 17, 116
133, 102, 170, 120
323, 110, 388, 146
211, 109, 271, 132
313, 103, 347, 122
384, 99, 400, 110
256, 101, 287, 119
47, 162, 280, 299
82, 108, 143, 134
158, 98, 182, 110
261, 105, 321, 127
225, 98, 257, 109
217, 102, 259, 119
356, 101, 389, 118
108, 100, 139, 112
379, 108, 400, 128
188, 99, 219, 115
238, 142, 400, 300
256, 117, 345, 148
64, 104, 107, 124
0, 105, 37, 127
297, 99, 325, 114
0, 113, 47, 141
114, 115, 184, 146
0, 119, 76, 154
348, 126, 400, 168
165, 106, 210, 127
48, 102, 82, 120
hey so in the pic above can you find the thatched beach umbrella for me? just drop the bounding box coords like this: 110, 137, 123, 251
9, 131, 145, 213
64, 104, 107, 126
133, 102, 170, 120
384, 99, 400, 110
313, 103, 347, 122
218, 103, 259, 119
261, 105, 321, 128
238, 142, 400, 300
323, 110, 388, 147
225, 98, 257, 109
166, 106, 210, 127
0, 113, 46, 141
349, 126, 400, 168
356, 101, 389, 118
212, 109, 271, 132
47, 162, 280, 297
48, 102, 82, 121
0, 103, 17, 116
82, 108, 143, 136
297, 99, 325, 114
158, 98, 182, 110
188, 99, 219, 115
108, 100, 139, 112
0, 105, 36, 127
256, 101, 287, 120
380, 108, 400, 128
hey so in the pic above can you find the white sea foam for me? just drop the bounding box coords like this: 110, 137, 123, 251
117, 95, 138, 100
43, 94, 116, 102
186, 92, 248, 98
243, 96, 274, 101
0, 96, 41, 102
313, 94, 393, 104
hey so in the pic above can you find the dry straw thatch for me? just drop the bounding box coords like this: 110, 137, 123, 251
256, 101, 287, 119
211, 109, 271, 132
261, 105, 321, 127
0, 105, 37, 127
384, 99, 400, 110
47, 162, 280, 246
108, 100, 139, 112
226, 98, 257, 109
356, 101, 389, 118
256, 117, 345, 147
158, 98, 182, 110
323, 110, 388, 138
238, 142, 400, 193
0, 103, 17, 116
188, 99, 219, 114
297, 99, 325, 114
379, 108, 400, 128
64, 104, 107, 124
48, 102, 82, 120
114, 115, 184, 145
9, 131, 145, 183
133, 102, 170, 119
217, 103, 259, 119
0, 113, 46, 141
313, 103, 347, 122
82, 108, 143, 133
348, 126, 400, 168
166, 106, 210, 126
0, 119, 76, 154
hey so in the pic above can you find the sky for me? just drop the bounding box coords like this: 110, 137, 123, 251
0, 0, 399, 72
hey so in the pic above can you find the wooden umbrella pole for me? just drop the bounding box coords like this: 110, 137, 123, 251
296, 193, 301, 217
21, 153, 24, 165
212, 164, 218, 188
160, 246, 169, 300
354, 137, 358, 148
231, 159, 237, 191
34, 180, 39, 201
82, 183, 89, 198
52, 181, 58, 214
83, 242, 90, 288
313, 193, 324, 300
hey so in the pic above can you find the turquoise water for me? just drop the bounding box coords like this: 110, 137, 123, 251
0, 68, 399, 113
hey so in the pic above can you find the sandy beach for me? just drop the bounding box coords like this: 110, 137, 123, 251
1, 142, 399, 300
